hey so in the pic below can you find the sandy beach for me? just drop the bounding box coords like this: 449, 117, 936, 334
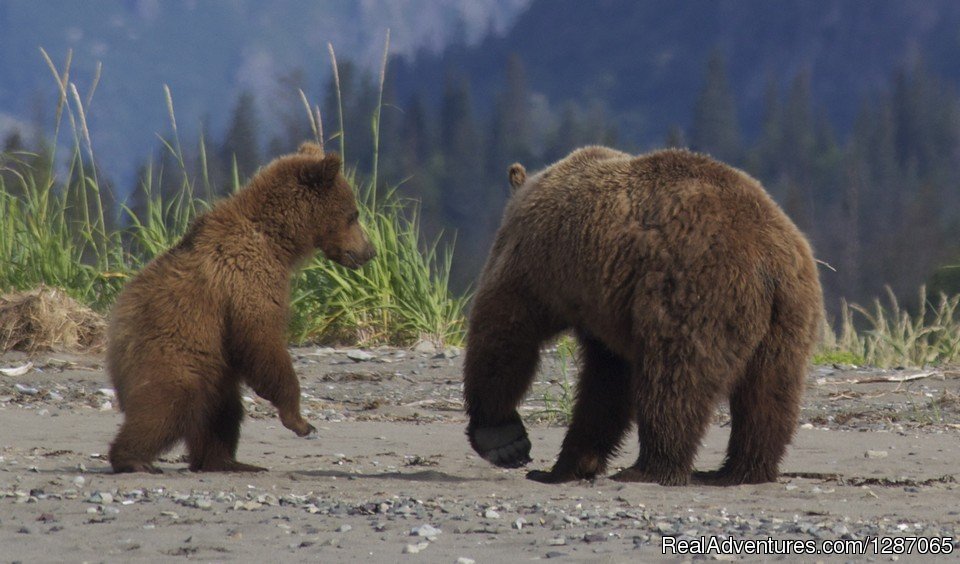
1, 347, 957, 562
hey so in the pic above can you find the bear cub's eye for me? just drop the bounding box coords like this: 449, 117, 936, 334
348, 211, 360, 224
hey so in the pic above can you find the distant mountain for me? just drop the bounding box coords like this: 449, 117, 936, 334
5, 0, 960, 198
0, 0, 530, 190
392, 0, 960, 144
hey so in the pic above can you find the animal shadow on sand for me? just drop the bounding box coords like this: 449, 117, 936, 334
290, 469, 480, 483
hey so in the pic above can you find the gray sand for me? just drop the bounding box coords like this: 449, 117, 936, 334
1, 347, 957, 562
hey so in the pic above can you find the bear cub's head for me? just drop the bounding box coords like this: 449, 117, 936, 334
291, 142, 376, 269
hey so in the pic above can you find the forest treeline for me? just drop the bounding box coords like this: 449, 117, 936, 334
3, 50, 959, 314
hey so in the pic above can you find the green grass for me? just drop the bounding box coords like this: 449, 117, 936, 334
0, 45, 465, 347
7, 47, 960, 360
533, 335, 577, 424
289, 33, 467, 346
290, 178, 468, 345
811, 350, 866, 366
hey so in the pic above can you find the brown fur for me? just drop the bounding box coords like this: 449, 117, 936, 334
107, 143, 375, 473
507, 163, 526, 191
464, 146, 822, 486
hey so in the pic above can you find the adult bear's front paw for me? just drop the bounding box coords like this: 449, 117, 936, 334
468, 418, 532, 468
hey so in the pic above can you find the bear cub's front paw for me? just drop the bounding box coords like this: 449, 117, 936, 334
469, 419, 532, 468
281, 414, 316, 437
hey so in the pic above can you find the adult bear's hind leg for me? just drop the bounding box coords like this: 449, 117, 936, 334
527, 334, 633, 483
612, 345, 725, 486
695, 326, 808, 485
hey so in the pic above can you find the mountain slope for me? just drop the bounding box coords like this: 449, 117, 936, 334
0, 0, 529, 189
392, 0, 960, 142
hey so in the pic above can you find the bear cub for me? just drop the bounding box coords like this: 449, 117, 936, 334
107, 142, 375, 473
464, 146, 822, 486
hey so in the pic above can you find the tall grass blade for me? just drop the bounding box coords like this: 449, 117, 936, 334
299, 89, 319, 144
371, 29, 390, 194
327, 42, 345, 161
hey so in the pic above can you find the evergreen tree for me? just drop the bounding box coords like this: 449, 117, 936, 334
543, 102, 618, 164
781, 71, 816, 179
195, 119, 225, 198
438, 71, 484, 288
220, 90, 262, 186
2, 129, 23, 153
778, 71, 818, 229
488, 54, 533, 176
270, 67, 315, 156
439, 72, 482, 225
690, 50, 741, 164
543, 103, 583, 164
811, 110, 843, 206
664, 125, 686, 148
395, 91, 444, 238
126, 159, 152, 229
748, 77, 784, 187
322, 60, 378, 173
851, 100, 898, 227
349, 72, 379, 172
377, 65, 404, 184
401, 92, 433, 167
891, 62, 960, 211
837, 156, 864, 301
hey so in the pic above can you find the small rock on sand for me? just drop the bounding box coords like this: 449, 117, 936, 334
413, 341, 437, 354
404, 541, 430, 554
346, 350, 374, 362
411, 524, 440, 539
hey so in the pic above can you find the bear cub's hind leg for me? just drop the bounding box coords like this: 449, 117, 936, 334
109, 421, 166, 474
109, 375, 192, 473
187, 383, 266, 473
109, 409, 181, 474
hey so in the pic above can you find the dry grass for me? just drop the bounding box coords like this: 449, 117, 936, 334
818, 286, 960, 368
0, 286, 106, 352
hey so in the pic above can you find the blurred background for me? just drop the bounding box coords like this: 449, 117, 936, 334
3, 0, 960, 317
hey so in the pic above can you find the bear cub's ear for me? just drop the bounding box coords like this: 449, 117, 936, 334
298, 141, 325, 157
298, 152, 343, 189
508, 163, 527, 192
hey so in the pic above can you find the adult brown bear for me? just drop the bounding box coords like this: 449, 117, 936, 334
107, 142, 375, 473
464, 146, 822, 486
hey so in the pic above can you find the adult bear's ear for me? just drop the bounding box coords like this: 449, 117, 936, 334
298, 152, 342, 189
508, 163, 526, 192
